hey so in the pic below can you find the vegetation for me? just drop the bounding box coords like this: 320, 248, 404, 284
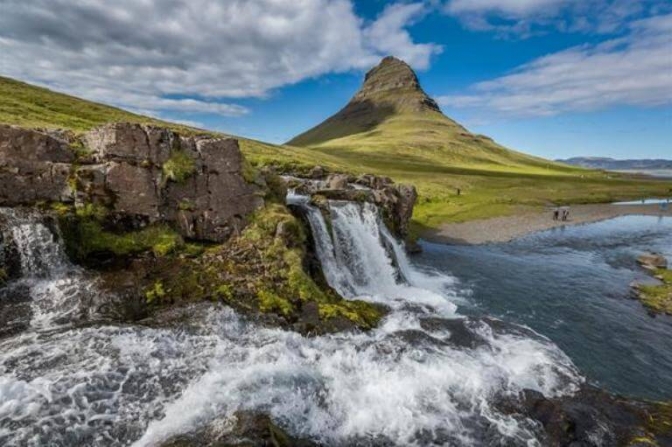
162, 150, 196, 183
54, 204, 185, 261
638, 269, 672, 315
2, 74, 670, 237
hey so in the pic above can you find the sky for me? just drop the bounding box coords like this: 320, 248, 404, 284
0, 0, 670, 160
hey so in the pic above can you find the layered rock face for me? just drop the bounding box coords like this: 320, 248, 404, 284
0, 123, 263, 242
292, 170, 418, 240
0, 125, 74, 204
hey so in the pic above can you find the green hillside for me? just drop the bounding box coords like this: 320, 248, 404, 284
0, 75, 319, 165
1, 72, 669, 235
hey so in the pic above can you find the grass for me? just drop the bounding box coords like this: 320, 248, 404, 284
283, 111, 672, 234
2, 75, 670, 234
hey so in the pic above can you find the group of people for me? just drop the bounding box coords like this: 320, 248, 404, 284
552, 206, 570, 221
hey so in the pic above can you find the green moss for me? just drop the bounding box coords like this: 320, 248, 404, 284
75, 203, 108, 220
162, 150, 196, 183
0, 268, 7, 286
178, 199, 196, 211
145, 281, 166, 304
257, 290, 294, 316
50, 202, 72, 216
639, 269, 672, 315
61, 217, 183, 261
215, 284, 234, 301
318, 300, 382, 329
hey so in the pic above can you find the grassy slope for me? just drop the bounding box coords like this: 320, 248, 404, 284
289, 105, 671, 233
0, 75, 313, 162
2, 75, 670, 233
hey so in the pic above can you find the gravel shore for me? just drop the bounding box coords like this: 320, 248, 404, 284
423, 203, 672, 245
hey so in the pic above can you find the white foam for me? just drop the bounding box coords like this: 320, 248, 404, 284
0, 201, 583, 446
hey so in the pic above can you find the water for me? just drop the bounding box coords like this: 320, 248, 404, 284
0, 209, 95, 330
0, 201, 585, 446
612, 198, 671, 205
416, 215, 672, 400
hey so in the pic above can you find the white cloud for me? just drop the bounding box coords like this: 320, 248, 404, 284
443, 0, 670, 35
438, 13, 672, 116
0, 0, 441, 118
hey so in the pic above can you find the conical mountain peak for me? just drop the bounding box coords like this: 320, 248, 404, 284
288, 56, 443, 146
352, 56, 441, 113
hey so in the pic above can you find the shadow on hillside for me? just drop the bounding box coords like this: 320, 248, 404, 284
289, 100, 396, 145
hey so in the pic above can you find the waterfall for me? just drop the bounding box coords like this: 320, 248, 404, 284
0, 200, 583, 447
0, 208, 89, 328
289, 192, 459, 314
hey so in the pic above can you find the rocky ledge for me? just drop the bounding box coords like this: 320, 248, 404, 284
288, 168, 418, 244
0, 124, 413, 334
1, 123, 263, 242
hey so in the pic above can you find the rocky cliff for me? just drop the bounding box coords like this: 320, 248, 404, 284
0, 123, 263, 242
0, 123, 407, 333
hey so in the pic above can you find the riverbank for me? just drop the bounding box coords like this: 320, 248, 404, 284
422, 203, 671, 245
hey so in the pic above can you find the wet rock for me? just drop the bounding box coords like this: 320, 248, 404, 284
392, 184, 417, 238
637, 252, 668, 270
159, 411, 319, 447
325, 173, 350, 190
308, 174, 417, 239
419, 317, 487, 349
497, 386, 671, 447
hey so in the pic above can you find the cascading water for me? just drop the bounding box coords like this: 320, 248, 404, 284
0, 200, 583, 447
0, 208, 94, 328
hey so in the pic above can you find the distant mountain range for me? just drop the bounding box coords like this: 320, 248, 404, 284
558, 157, 672, 171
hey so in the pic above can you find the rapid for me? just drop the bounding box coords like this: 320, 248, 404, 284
0, 197, 582, 446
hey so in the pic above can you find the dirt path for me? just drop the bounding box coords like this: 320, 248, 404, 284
423, 203, 672, 245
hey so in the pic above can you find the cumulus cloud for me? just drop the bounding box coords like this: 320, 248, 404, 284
443, 0, 671, 35
0, 0, 441, 118
437, 13, 672, 116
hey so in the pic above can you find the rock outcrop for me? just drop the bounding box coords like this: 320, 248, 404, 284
0, 123, 263, 242
290, 169, 417, 240
0, 125, 74, 204
637, 252, 668, 271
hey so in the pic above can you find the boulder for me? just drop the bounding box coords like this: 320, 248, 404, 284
308, 165, 325, 179
325, 173, 350, 190
159, 411, 318, 447
637, 253, 668, 270
163, 137, 263, 242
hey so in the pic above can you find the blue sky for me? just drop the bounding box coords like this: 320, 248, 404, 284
1, 0, 670, 159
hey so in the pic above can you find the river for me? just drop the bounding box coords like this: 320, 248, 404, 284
0, 205, 669, 446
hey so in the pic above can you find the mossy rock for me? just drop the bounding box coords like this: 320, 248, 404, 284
162, 149, 196, 184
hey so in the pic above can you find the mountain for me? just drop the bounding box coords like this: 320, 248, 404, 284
288, 56, 569, 172
558, 157, 672, 171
